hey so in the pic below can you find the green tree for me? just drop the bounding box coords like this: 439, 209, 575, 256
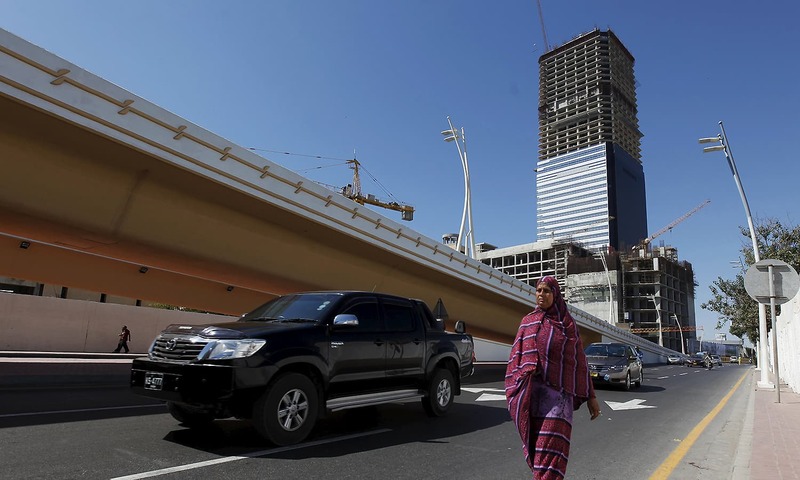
701, 218, 800, 344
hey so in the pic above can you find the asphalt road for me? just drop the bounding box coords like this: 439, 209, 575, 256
0, 363, 752, 479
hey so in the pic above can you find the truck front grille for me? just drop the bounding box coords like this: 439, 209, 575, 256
150, 334, 208, 362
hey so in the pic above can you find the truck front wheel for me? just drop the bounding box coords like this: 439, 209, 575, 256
253, 373, 319, 446
422, 368, 455, 417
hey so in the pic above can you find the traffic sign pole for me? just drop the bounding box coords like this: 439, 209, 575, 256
768, 264, 780, 403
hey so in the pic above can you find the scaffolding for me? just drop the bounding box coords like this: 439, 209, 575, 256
538, 29, 642, 161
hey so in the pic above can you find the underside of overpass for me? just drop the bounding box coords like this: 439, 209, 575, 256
0, 28, 664, 354
0, 92, 537, 344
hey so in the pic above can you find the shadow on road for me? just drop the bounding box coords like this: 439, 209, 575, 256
162, 400, 512, 458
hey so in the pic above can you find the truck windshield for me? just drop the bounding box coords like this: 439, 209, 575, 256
240, 293, 343, 323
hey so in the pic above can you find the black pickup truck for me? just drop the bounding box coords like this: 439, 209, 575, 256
130, 291, 474, 445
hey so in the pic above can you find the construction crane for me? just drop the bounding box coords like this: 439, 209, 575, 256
341, 159, 415, 221
535, 0, 550, 52
633, 199, 711, 251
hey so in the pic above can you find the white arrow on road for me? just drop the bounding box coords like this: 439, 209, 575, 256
605, 399, 656, 411
462, 387, 506, 402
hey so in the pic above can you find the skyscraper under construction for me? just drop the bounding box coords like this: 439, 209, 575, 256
536, 29, 647, 251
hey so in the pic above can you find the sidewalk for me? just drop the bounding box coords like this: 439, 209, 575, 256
748, 370, 800, 479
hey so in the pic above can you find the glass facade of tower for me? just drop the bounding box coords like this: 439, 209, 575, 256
536, 144, 611, 249
536, 29, 647, 251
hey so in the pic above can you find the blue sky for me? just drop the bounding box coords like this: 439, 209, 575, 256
3, 0, 798, 344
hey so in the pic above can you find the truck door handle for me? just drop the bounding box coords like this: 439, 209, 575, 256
374, 339, 384, 346
413, 338, 422, 344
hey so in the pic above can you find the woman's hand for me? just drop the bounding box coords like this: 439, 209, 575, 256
588, 397, 601, 420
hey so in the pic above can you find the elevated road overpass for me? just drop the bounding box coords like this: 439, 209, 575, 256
0, 28, 669, 357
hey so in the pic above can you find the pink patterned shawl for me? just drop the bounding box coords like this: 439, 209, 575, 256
505, 276, 595, 472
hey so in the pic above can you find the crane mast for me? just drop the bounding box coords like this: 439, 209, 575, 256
536, 0, 550, 52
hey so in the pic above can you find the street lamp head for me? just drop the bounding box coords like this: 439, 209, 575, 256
698, 137, 721, 144
441, 129, 459, 142
703, 145, 726, 153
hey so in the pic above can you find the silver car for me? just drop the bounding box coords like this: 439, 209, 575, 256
585, 342, 644, 391
667, 354, 684, 365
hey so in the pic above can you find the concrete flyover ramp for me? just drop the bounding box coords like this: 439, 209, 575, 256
0, 28, 664, 355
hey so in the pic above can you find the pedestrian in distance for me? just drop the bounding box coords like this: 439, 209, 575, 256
113, 325, 131, 353
505, 276, 601, 480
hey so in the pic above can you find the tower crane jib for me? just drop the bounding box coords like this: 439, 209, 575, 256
635, 199, 711, 250
342, 159, 415, 221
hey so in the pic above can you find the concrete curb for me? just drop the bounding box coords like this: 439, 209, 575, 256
730, 371, 755, 479
0, 351, 136, 388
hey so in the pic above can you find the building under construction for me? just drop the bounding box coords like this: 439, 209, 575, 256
621, 246, 698, 353
470, 28, 699, 351
477, 241, 697, 351
476, 239, 593, 293
536, 29, 647, 251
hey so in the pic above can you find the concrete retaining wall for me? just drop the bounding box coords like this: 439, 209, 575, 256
771, 294, 800, 393
0, 293, 234, 353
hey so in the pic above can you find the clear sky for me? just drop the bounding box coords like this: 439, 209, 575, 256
3, 0, 798, 345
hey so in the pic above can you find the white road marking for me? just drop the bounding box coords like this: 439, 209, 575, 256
0, 404, 164, 418
657, 376, 670, 379
110, 429, 392, 480
462, 387, 504, 394
605, 399, 656, 411
462, 387, 506, 402
476, 393, 506, 402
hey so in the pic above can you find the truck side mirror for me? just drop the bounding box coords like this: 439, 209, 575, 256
332, 314, 359, 327
454, 320, 466, 334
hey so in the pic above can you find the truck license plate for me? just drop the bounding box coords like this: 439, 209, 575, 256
144, 372, 164, 391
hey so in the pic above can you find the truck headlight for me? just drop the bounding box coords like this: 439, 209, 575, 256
198, 339, 266, 360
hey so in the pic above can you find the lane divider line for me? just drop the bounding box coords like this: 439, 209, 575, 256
648, 370, 749, 479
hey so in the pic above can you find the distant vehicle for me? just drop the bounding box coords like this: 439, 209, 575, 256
686, 353, 707, 367
729, 355, 739, 363
584, 342, 643, 391
710, 354, 723, 366
667, 354, 684, 365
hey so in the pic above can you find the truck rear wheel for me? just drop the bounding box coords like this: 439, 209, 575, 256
166, 402, 215, 428
422, 368, 454, 417
253, 373, 319, 446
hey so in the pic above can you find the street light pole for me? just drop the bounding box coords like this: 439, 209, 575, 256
442, 117, 476, 259
649, 294, 663, 347
596, 250, 615, 324
671, 313, 686, 355
700, 121, 771, 388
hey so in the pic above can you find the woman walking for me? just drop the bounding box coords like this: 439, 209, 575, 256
505, 276, 601, 479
